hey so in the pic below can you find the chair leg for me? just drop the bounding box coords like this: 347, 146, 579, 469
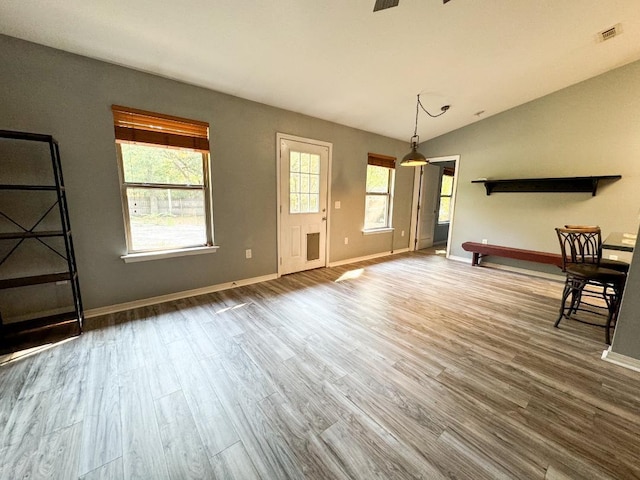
605, 317, 613, 345
605, 302, 616, 345
555, 279, 573, 327
605, 286, 622, 345
571, 283, 585, 315
568, 286, 580, 318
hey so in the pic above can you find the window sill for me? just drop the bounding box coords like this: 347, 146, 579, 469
121, 245, 219, 263
362, 227, 395, 236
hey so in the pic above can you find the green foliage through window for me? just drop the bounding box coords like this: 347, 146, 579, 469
438, 173, 453, 224
121, 144, 203, 186
118, 143, 210, 252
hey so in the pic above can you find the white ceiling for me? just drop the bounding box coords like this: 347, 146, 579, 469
1, 0, 640, 142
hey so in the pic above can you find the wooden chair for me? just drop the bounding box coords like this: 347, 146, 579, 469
555, 227, 627, 344
563, 225, 629, 273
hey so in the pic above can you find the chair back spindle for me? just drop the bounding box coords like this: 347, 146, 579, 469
556, 227, 601, 271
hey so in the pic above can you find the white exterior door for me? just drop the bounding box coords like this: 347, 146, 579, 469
279, 137, 329, 275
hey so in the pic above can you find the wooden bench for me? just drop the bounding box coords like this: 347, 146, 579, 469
462, 241, 563, 267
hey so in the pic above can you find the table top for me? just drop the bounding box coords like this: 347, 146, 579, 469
603, 232, 637, 252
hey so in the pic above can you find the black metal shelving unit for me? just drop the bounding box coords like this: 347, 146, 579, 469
0, 130, 83, 354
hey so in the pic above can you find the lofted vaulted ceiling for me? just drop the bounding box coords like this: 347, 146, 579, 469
1, 0, 639, 142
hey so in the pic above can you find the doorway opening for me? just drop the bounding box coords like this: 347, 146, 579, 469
409, 155, 460, 259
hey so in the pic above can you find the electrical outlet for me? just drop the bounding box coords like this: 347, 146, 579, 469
609, 254, 619, 260
401, 230, 405, 237
335, 201, 341, 209
245, 249, 252, 259
344, 237, 349, 245
482, 239, 488, 244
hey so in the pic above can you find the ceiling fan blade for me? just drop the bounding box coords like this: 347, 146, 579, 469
373, 0, 400, 12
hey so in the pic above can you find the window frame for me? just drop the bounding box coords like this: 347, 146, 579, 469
112, 106, 215, 257
363, 153, 396, 232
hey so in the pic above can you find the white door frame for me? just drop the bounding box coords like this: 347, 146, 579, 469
276, 133, 333, 277
409, 154, 460, 259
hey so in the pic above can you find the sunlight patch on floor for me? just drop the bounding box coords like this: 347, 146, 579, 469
1, 336, 77, 366
216, 303, 248, 314
335, 268, 364, 283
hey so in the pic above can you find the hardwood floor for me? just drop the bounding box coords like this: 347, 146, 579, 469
1, 250, 639, 479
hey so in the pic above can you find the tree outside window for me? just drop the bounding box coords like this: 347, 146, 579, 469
438, 171, 454, 224
119, 144, 211, 252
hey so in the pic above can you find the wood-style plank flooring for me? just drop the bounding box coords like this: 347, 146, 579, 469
2, 250, 640, 479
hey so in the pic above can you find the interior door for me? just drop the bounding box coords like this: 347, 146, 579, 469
416, 165, 440, 250
279, 138, 328, 275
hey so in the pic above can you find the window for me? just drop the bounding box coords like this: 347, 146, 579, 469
289, 150, 321, 214
438, 167, 454, 224
364, 153, 395, 230
112, 105, 213, 254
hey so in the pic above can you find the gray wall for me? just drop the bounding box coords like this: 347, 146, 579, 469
611, 221, 640, 359
422, 59, 640, 360
0, 140, 76, 321
0, 35, 413, 310
422, 59, 640, 270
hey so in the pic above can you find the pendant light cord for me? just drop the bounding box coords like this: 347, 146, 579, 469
417, 95, 450, 118
412, 94, 450, 143
413, 95, 420, 138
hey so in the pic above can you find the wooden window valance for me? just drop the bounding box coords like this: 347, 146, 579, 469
367, 152, 396, 169
443, 166, 455, 176
112, 105, 210, 152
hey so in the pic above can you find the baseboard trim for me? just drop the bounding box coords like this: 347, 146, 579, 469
448, 255, 471, 264
601, 347, 640, 373
328, 248, 410, 268
84, 273, 278, 319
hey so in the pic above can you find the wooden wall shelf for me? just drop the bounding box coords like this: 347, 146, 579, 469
471, 175, 621, 196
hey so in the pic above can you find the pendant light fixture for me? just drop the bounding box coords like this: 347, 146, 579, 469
400, 94, 450, 167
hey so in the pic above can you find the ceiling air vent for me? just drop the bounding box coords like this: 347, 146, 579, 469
598, 24, 622, 42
